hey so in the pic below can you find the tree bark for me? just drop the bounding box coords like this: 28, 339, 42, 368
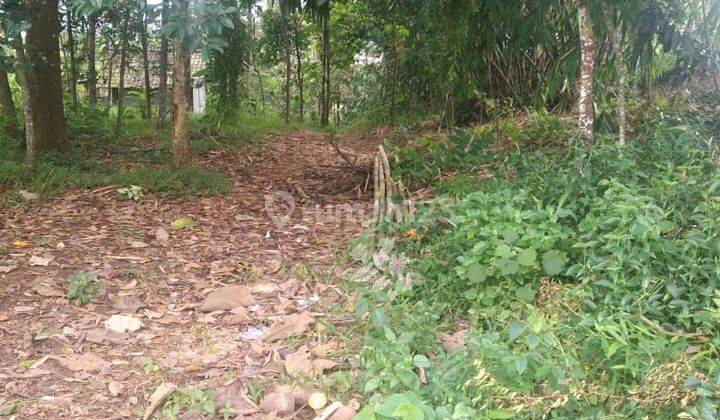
578, 0, 595, 144
86, 13, 98, 105
281, 11, 292, 123
320, 8, 330, 126
157, 0, 170, 128
66, 6, 78, 110
293, 13, 304, 121
0, 57, 20, 139
140, 0, 152, 119
25, 0, 69, 163
172, 0, 191, 167
248, 5, 265, 113
115, 7, 131, 132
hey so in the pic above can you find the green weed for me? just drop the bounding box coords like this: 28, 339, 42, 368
67, 272, 105, 305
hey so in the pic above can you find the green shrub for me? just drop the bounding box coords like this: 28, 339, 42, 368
67, 272, 105, 305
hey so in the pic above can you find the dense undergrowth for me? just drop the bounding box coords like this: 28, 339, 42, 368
0, 107, 303, 204
352, 98, 720, 418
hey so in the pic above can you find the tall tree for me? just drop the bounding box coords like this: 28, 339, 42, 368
139, 0, 152, 119
171, 0, 191, 167
320, 5, 329, 126
578, 0, 595, 143
0, 56, 20, 139
85, 12, 98, 105
157, 0, 169, 128
24, 0, 69, 170
115, 7, 131, 131
66, 6, 78, 110
293, 11, 304, 121
281, 7, 291, 123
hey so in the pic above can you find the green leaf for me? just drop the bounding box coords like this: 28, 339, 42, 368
542, 250, 566, 276
488, 410, 515, 419
394, 403, 424, 420
508, 320, 525, 342
218, 15, 234, 29
515, 356, 528, 375
517, 248, 537, 267
467, 263, 486, 283
413, 354, 431, 368
514, 283, 536, 302
495, 244, 513, 258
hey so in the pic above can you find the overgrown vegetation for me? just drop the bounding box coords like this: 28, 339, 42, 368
352, 97, 720, 418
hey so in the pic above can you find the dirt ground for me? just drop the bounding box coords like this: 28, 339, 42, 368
0, 130, 378, 419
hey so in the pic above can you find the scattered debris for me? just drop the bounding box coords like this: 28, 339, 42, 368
112, 295, 147, 313
105, 314, 144, 333
265, 311, 315, 341
261, 391, 295, 415
29, 255, 55, 267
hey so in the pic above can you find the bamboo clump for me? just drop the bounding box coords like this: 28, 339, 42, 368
372, 145, 411, 224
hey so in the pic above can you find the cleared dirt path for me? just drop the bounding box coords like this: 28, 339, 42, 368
0, 130, 376, 419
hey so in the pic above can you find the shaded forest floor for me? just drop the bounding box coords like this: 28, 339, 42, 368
0, 129, 379, 419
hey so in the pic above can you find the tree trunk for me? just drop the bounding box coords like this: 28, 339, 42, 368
248, 5, 265, 113
294, 13, 304, 121
281, 11, 291, 124
106, 48, 114, 108
140, 0, 152, 119
172, 0, 191, 167
86, 13, 98, 105
115, 7, 131, 132
25, 0, 69, 163
611, 24, 627, 145
0, 57, 20, 139
157, 0, 170, 128
320, 8, 330, 126
66, 7, 78, 110
578, 0, 595, 144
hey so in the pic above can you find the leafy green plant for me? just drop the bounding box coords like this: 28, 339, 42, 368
67, 272, 105, 305
117, 185, 143, 201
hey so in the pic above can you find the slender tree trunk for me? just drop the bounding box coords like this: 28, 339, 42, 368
66, 7, 78, 110
140, 0, 152, 119
116, 8, 131, 132
86, 13, 98, 105
281, 11, 291, 123
25, 0, 69, 164
0, 57, 20, 139
248, 5, 265, 113
293, 13, 304, 121
157, 0, 170, 128
389, 53, 399, 122
320, 8, 330, 126
611, 24, 627, 145
172, 0, 191, 167
106, 48, 114, 108
578, 0, 595, 144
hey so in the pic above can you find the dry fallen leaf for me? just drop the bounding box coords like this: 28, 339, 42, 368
284, 346, 338, 377
260, 392, 295, 415
56, 353, 110, 373
12, 240, 30, 248
312, 341, 339, 357
29, 255, 54, 267
143, 382, 177, 420
265, 311, 315, 341
31, 277, 64, 297
129, 241, 148, 249
0, 263, 18, 273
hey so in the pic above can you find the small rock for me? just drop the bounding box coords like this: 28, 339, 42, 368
199, 285, 256, 312
155, 227, 170, 242
260, 392, 294, 415
109, 381, 124, 396
112, 295, 147, 313
19, 190, 38, 201
105, 314, 144, 333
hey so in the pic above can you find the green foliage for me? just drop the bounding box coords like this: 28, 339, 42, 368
160, 387, 236, 420
67, 272, 105, 305
353, 110, 720, 418
117, 185, 143, 201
